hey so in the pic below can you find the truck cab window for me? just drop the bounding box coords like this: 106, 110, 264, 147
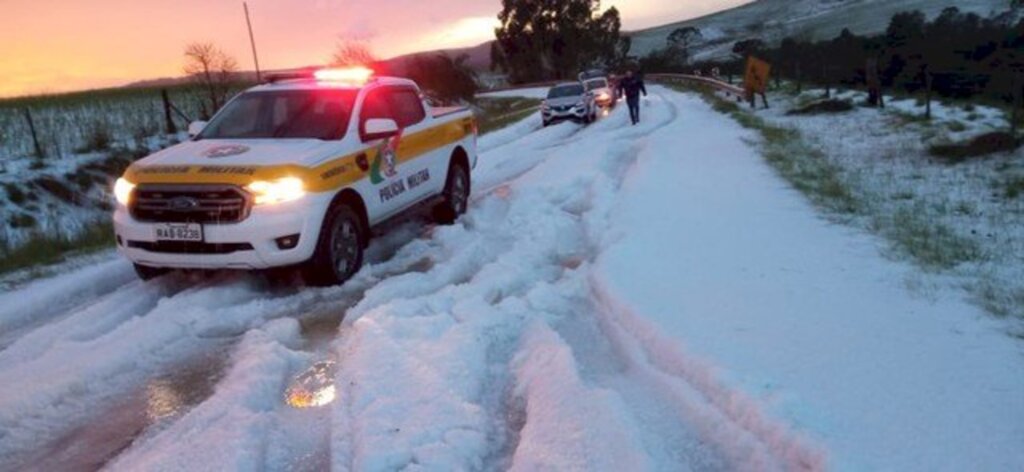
388, 88, 426, 128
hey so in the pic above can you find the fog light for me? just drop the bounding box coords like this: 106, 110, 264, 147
275, 234, 300, 250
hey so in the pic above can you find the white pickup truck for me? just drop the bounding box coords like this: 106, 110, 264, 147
113, 68, 477, 285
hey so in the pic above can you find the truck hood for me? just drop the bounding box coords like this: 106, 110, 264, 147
545, 96, 584, 108
138, 139, 337, 168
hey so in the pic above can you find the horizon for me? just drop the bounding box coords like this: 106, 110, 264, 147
0, 0, 751, 99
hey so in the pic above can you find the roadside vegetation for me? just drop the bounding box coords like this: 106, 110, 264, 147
0, 221, 113, 276
474, 97, 541, 134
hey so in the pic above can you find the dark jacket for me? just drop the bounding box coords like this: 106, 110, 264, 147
618, 76, 647, 101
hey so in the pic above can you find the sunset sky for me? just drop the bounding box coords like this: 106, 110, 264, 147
0, 0, 748, 98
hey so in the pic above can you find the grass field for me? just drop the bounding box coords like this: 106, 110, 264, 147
0, 83, 252, 164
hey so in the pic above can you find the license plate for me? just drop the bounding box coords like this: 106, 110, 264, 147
154, 223, 203, 242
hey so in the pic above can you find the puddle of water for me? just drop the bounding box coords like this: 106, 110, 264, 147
285, 361, 338, 409
11, 346, 229, 472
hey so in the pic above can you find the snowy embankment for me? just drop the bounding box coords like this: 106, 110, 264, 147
0, 86, 1021, 471
732, 86, 1024, 318
477, 87, 551, 100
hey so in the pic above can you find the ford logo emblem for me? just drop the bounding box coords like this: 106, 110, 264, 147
169, 196, 200, 210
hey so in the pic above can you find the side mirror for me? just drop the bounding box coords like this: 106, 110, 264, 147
188, 120, 207, 138
363, 118, 399, 141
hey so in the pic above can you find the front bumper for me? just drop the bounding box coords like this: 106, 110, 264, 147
542, 106, 588, 123
113, 192, 332, 270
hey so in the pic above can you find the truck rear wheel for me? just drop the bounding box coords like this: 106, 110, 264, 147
301, 204, 364, 287
433, 160, 470, 224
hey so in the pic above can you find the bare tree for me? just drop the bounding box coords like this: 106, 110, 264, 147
183, 42, 238, 119
330, 39, 376, 66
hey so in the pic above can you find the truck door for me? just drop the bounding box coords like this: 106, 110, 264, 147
385, 87, 444, 203
359, 86, 412, 219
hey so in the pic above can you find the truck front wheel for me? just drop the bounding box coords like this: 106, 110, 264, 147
301, 204, 364, 286
134, 263, 170, 281
433, 160, 469, 224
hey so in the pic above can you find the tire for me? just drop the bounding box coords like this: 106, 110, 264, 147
433, 159, 470, 225
134, 263, 170, 281
300, 204, 364, 287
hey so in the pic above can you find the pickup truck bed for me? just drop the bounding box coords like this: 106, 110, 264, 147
431, 106, 470, 119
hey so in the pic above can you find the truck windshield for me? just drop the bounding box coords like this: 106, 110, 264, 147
199, 89, 358, 140
584, 79, 608, 91
548, 85, 584, 99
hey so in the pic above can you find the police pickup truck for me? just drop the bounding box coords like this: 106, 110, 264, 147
113, 67, 477, 285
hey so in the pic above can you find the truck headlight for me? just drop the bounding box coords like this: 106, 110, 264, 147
114, 178, 135, 206
247, 177, 306, 205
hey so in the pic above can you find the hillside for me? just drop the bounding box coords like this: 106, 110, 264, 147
383, 41, 493, 75
628, 0, 1008, 61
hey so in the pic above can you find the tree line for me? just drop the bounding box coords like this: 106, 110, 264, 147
490, 0, 629, 82
643, 6, 1024, 111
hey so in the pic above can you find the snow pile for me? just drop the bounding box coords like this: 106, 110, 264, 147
107, 318, 310, 471
508, 323, 650, 471
0, 275, 324, 468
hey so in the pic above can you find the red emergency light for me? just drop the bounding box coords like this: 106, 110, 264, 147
266, 66, 375, 85
313, 67, 374, 84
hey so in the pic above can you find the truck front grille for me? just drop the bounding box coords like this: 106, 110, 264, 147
130, 184, 251, 224
126, 240, 254, 254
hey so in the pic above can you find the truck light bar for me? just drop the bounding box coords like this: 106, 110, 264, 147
314, 67, 374, 84
265, 67, 375, 85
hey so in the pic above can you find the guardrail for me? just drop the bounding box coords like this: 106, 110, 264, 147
646, 73, 746, 102
479, 73, 750, 104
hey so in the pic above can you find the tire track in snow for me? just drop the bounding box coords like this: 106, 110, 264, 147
100, 220, 456, 471
323, 94, 720, 471
498, 88, 823, 471
0, 268, 357, 470
499, 92, 729, 470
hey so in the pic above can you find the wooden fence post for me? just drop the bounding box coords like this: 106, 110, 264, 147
1012, 71, 1021, 135
23, 108, 44, 160
161, 89, 178, 135
924, 65, 933, 120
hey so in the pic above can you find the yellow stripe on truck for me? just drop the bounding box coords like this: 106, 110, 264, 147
123, 116, 473, 192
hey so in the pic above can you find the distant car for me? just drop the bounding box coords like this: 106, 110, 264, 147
578, 69, 607, 82
583, 77, 615, 108
541, 83, 597, 127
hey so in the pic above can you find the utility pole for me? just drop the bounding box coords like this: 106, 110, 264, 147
244, 2, 262, 82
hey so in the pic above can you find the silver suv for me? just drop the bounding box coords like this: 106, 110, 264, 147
541, 82, 597, 127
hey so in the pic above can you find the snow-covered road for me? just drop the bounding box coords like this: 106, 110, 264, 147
0, 86, 1021, 471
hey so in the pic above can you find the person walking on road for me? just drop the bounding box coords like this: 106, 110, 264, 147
618, 69, 647, 125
